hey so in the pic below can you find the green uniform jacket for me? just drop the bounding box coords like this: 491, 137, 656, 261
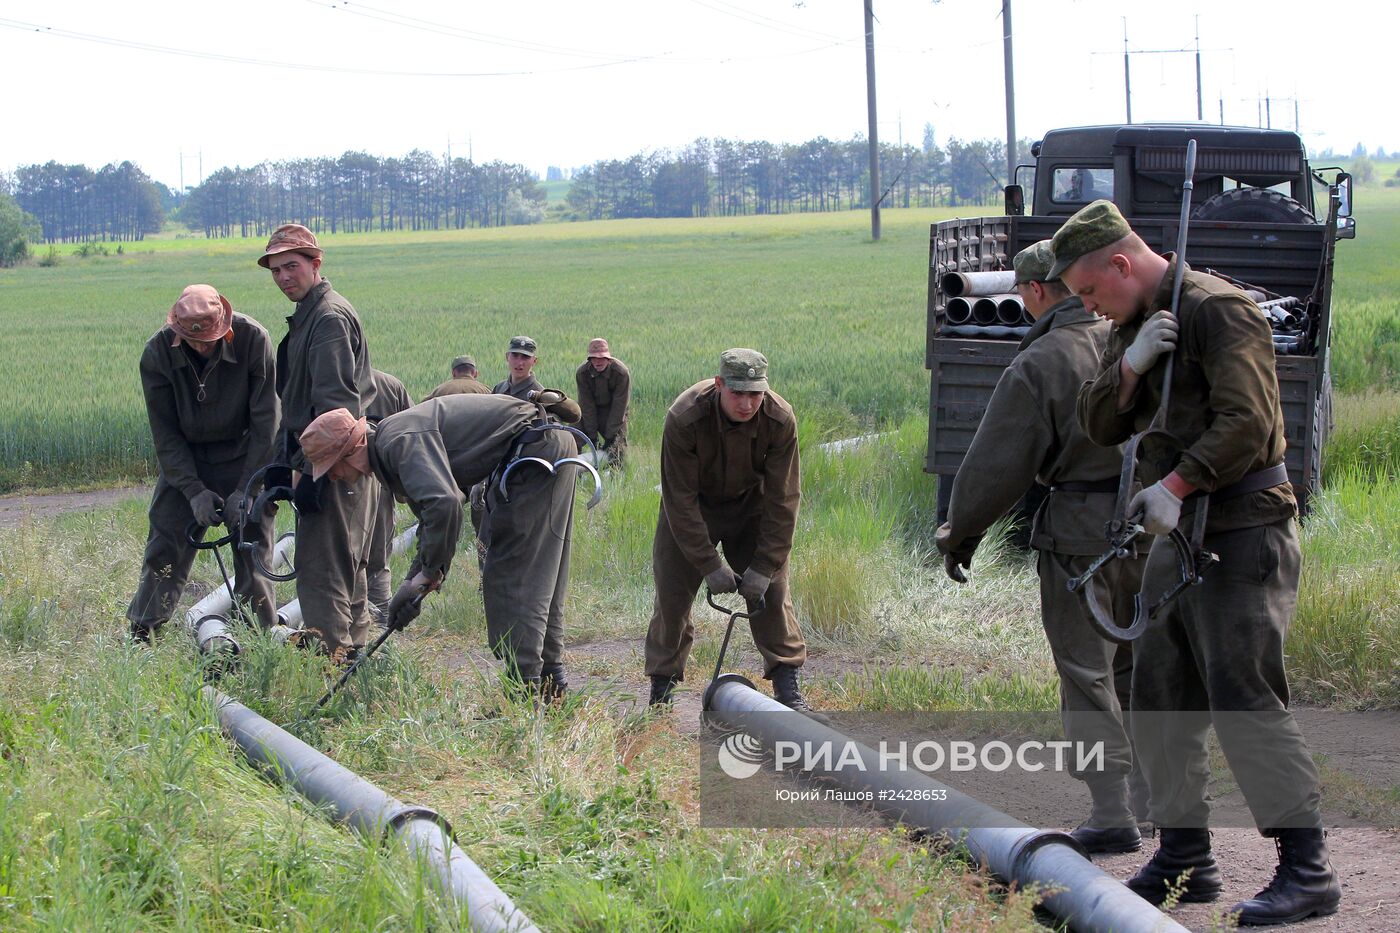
575, 358, 631, 441
940, 297, 1125, 556
492, 374, 542, 401
367, 395, 540, 580
659, 380, 800, 579
276, 279, 375, 466
368, 369, 412, 422
140, 312, 278, 500
1077, 256, 1296, 533
423, 375, 490, 400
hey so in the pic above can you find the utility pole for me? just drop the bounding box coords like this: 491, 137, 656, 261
1219, 95, 1225, 125
1194, 16, 1203, 120
1003, 0, 1016, 182
864, 0, 880, 241
1122, 19, 1132, 123
1265, 94, 1272, 128
1295, 99, 1300, 134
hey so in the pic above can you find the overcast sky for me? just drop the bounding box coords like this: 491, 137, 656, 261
2, 0, 1392, 190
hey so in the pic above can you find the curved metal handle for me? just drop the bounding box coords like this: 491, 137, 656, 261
241, 531, 297, 582
705, 589, 765, 619
185, 519, 236, 549
1079, 572, 1149, 645
552, 455, 603, 509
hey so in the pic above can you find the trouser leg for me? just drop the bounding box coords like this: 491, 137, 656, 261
366, 487, 397, 616
717, 511, 806, 677
482, 432, 574, 680
127, 475, 200, 634
295, 473, 376, 652
644, 509, 703, 680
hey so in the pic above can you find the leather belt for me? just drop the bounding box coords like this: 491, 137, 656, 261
1188, 462, 1289, 502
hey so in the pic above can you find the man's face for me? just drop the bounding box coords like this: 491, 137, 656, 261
267, 252, 322, 303
1060, 254, 1143, 327
715, 377, 763, 422
507, 351, 536, 381
185, 337, 220, 359
589, 356, 611, 373
326, 459, 360, 484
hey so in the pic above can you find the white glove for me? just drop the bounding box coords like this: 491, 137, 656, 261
1124, 310, 1179, 375
1128, 480, 1184, 536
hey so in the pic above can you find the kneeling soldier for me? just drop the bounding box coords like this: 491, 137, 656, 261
299, 392, 584, 700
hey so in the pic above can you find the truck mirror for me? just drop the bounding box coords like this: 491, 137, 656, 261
1334, 172, 1353, 218
1004, 184, 1025, 216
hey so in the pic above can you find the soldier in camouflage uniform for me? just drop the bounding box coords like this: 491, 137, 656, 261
1062, 200, 1339, 924
935, 240, 1145, 854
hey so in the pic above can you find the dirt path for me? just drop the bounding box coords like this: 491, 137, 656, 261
0, 486, 150, 529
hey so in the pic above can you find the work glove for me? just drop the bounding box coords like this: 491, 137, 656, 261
934, 522, 980, 584
386, 578, 427, 632
189, 489, 224, 527
1123, 310, 1179, 375
1128, 480, 1184, 536
705, 565, 741, 595
738, 567, 771, 604
223, 490, 249, 528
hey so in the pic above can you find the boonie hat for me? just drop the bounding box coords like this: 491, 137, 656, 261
586, 338, 613, 359
719, 348, 769, 392
508, 336, 538, 358
451, 354, 477, 371
299, 408, 368, 481
258, 223, 323, 269
1013, 240, 1058, 285
168, 284, 234, 346
1049, 199, 1132, 279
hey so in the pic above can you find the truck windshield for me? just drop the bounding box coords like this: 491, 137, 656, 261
1052, 167, 1114, 203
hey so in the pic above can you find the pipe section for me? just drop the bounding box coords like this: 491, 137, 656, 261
945, 296, 975, 326
204, 687, 539, 932
942, 270, 1017, 298
703, 675, 1187, 933
971, 296, 999, 326
993, 294, 1026, 326
184, 532, 296, 633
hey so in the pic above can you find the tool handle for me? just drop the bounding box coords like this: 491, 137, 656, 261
706, 589, 766, 619
185, 519, 236, 549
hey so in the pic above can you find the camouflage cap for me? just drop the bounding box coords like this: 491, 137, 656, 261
257, 223, 322, 269
507, 336, 537, 358
1013, 240, 1058, 285
719, 348, 769, 392
1048, 199, 1133, 280
451, 354, 477, 371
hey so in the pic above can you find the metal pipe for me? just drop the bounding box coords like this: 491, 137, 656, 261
941, 270, 1017, 298
203, 687, 539, 933
971, 296, 999, 326
945, 296, 974, 326
703, 675, 1188, 933
939, 325, 1030, 339
994, 294, 1025, 326
185, 533, 295, 633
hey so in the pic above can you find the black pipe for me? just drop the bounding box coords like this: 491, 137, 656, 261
939, 324, 1030, 339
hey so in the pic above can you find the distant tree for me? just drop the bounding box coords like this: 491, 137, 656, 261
1350, 142, 1367, 159
1351, 154, 1376, 185
546, 166, 564, 182
0, 192, 43, 266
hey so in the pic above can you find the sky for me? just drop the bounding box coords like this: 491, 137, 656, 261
2, 0, 1394, 191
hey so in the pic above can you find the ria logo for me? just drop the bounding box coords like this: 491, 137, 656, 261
716, 730, 765, 779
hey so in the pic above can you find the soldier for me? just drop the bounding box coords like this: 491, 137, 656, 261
492, 336, 544, 400
574, 337, 631, 466
260, 223, 379, 666
934, 241, 1145, 854
297, 390, 583, 700
1062, 200, 1339, 923
127, 284, 279, 641
424, 355, 490, 401
366, 369, 413, 619
645, 349, 813, 712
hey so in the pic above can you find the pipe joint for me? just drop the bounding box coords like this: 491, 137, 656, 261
385, 804, 454, 841
1009, 829, 1087, 880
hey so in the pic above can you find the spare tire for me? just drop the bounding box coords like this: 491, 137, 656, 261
1193, 187, 1316, 224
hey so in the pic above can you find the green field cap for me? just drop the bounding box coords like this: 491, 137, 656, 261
451, 354, 476, 370
1013, 239, 1058, 285
719, 348, 769, 392
1049, 199, 1132, 279
507, 336, 538, 358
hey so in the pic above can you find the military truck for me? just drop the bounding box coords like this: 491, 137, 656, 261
925, 123, 1355, 520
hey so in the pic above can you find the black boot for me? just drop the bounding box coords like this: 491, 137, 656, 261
769, 665, 831, 723
649, 675, 677, 706
1126, 828, 1223, 906
540, 663, 569, 704
1230, 828, 1340, 925
1071, 777, 1143, 855
128, 622, 154, 646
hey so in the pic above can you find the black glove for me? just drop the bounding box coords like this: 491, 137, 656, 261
293, 473, 325, 514
943, 550, 975, 584
223, 490, 249, 528
705, 565, 741, 594
386, 579, 425, 632
190, 489, 224, 527
738, 567, 771, 603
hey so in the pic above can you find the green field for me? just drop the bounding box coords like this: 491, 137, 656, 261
1, 193, 1397, 929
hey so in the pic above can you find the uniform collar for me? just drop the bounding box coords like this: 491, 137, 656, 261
1019, 295, 1096, 350
1149, 253, 1186, 319
168, 322, 239, 368
288, 279, 332, 325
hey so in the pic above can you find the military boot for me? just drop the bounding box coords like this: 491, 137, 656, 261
770, 665, 833, 724
540, 663, 569, 704
1230, 828, 1340, 925
1126, 828, 1223, 906
1070, 777, 1143, 854
649, 675, 678, 707
128, 621, 154, 646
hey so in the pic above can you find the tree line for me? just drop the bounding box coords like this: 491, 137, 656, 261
2, 125, 1024, 248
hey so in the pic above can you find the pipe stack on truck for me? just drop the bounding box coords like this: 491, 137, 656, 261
925, 123, 1355, 520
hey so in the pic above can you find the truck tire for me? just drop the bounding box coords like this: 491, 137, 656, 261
1193, 187, 1315, 224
